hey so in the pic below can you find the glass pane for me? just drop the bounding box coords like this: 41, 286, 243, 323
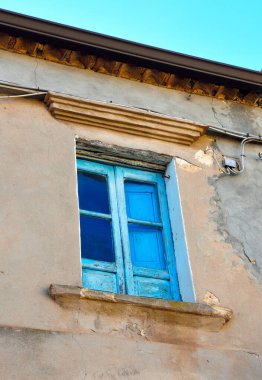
129, 224, 166, 269
80, 215, 115, 262
125, 181, 160, 222
78, 171, 110, 214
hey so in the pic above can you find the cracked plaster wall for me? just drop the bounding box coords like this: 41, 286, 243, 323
0, 49, 261, 131
0, 49, 262, 379
1, 327, 262, 380
209, 139, 262, 282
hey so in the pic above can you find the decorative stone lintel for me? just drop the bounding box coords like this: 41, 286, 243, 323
44, 92, 208, 145
49, 284, 233, 332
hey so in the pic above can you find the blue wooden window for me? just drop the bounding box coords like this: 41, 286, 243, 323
77, 159, 181, 301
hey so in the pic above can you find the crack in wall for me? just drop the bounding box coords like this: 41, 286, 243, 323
246, 351, 260, 358
175, 156, 202, 169
71, 333, 88, 379
34, 58, 39, 89
211, 98, 229, 130
208, 174, 262, 286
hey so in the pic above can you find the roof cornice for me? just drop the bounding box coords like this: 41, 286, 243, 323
0, 8, 261, 93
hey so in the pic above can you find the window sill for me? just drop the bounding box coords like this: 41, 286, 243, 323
49, 284, 232, 332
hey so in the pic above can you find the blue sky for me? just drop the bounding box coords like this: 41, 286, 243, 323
1, 0, 261, 71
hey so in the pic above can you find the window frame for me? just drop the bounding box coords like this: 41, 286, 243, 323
115, 165, 180, 300
77, 157, 195, 302
164, 160, 196, 302
78, 159, 126, 294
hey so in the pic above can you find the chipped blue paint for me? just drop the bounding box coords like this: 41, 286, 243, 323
115, 166, 181, 300
77, 159, 125, 294
77, 159, 182, 301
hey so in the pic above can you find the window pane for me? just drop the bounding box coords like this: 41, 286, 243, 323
128, 224, 166, 269
78, 171, 110, 214
125, 181, 160, 222
80, 215, 115, 262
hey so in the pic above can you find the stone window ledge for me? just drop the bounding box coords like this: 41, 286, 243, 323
49, 284, 232, 332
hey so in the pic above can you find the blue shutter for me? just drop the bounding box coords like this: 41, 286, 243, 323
115, 167, 181, 300
77, 159, 125, 294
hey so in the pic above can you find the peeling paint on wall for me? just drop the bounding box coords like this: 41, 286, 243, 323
175, 157, 202, 172
194, 149, 214, 167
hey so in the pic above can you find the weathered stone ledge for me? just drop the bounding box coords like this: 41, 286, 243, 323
49, 284, 233, 332
44, 92, 208, 145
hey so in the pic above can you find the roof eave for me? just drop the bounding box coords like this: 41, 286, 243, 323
0, 8, 261, 92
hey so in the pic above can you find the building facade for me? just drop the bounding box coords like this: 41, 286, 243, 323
0, 10, 262, 380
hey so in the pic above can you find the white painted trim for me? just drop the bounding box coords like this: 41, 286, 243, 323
74, 138, 83, 285
165, 159, 196, 302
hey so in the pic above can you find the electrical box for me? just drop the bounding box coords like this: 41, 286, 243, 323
222, 157, 238, 169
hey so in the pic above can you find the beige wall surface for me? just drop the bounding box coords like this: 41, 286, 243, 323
1, 327, 262, 380
0, 50, 262, 379
0, 49, 261, 135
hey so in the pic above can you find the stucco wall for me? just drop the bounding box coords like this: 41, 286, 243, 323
0, 49, 261, 133
1, 327, 262, 380
0, 50, 262, 379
